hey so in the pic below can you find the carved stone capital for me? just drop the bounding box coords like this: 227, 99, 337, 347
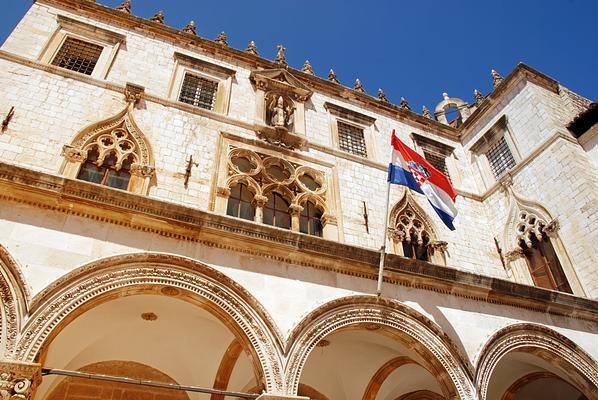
124, 82, 145, 104
320, 213, 337, 226
498, 172, 513, 192
62, 145, 87, 163
544, 218, 560, 237
504, 247, 524, 262
130, 163, 155, 177
429, 240, 448, 252
252, 195, 268, 208
0, 361, 41, 400
288, 204, 303, 216
216, 186, 231, 198
387, 228, 405, 243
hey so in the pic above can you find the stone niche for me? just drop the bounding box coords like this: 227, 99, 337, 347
250, 69, 313, 150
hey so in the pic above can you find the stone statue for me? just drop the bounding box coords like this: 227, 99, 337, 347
274, 44, 287, 65
115, 0, 131, 14
149, 10, 164, 24
491, 69, 503, 88
422, 106, 432, 119
269, 96, 293, 128
328, 69, 340, 84
302, 60, 314, 75
245, 41, 258, 55
215, 32, 228, 46
400, 97, 411, 110
377, 89, 389, 103
474, 89, 484, 104
353, 79, 365, 93
182, 20, 196, 35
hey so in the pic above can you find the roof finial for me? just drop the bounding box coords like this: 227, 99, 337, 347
400, 97, 411, 110
302, 60, 314, 75
491, 69, 503, 88
442, 92, 450, 101
182, 21, 196, 35
422, 106, 432, 119
377, 89, 389, 103
149, 10, 164, 24
245, 41, 258, 55
328, 69, 340, 84
274, 44, 287, 66
215, 32, 228, 46
115, 0, 131, 14
353, 79, 365, 93
474, 89, 484, 105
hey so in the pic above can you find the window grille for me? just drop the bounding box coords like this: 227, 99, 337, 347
423, 151, 451, 182
337, 121, 367, 157
51, 37, 103, 75
486, 136, 516, 178
178, 73, 218, 110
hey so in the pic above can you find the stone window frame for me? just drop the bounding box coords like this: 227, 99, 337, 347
325, 102, 376, 160
167, 52, 236, 114
470, 115, 522, 189
411, 133, 459, 187
38, 15, 125, 80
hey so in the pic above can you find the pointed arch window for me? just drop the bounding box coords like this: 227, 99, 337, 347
77, 146, 133, 190
263, 193, 291, 229
300, 201, 323, 237
521, 234, 572, 293
226, 183, 255, 221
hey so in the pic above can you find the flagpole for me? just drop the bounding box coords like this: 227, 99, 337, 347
376, 178, 392, 296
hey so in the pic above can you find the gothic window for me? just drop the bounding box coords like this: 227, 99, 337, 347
402, 232, 430, 261
226, 183, 255, 221
263, 193, 291, 229
51, 37, 103, 75
300, 201, 323, 237
338, 121, 367, 157
178, 73, 219, 110
486, 136, 516, 178
521, 235, 572, 293
77, 146, 133, 190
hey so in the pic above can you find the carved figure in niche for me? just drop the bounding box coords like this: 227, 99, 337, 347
267, 94, 294, 130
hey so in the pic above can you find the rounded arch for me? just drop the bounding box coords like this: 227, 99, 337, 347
0, 244, 30, 358
293, 192, 328, 215
226, 174, 262, 197
434, 94, 469, 126
13, 252, 285, 394
285, 295, 475, 399
262, 183, 295, 204
474, 323, 598, 400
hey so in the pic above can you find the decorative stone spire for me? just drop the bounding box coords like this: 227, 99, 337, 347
422, 106, 432, 119
327, 69, 339, 84
302, 60, 314, 75
491, 69, 503, 88
474, 89, 484, 105
245, 41, 258, 55
400, 97, 411, 110
274, 44, 287, 66
149, 10, 164, 24
115, 0, 131, 14
182, 21, 196, 35
215, 32, 228, 46
377, 89, 389, 103
353, 79, 365, 93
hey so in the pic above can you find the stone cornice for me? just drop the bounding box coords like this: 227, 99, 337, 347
0, 162, 596, 322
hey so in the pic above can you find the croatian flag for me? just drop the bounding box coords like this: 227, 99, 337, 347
388, 131, 458, 230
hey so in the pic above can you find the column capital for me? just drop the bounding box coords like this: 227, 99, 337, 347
0, 361, 42, 400
62, 145, 87, 163
252, 194, 268, 208
320, 213, 337, 226
504, 247, 524, 262
216, 186, 231, 198
130, 163, 155, 178
288, 204, 303, 216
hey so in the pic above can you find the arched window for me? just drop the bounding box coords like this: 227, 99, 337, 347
226, 183, 255, 221
263, 193, 291, 229
77, 146, 133, 190
300, 201, 323, 237
401, 231, 430, 261
521, 234, 572, 293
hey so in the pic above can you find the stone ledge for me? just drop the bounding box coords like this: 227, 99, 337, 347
0, 161, 596, 322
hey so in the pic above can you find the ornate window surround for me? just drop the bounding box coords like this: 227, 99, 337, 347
38, 15, 125, 80
325, 102, 376, 160
167, 52, 236, 114
470, 115, 522, 190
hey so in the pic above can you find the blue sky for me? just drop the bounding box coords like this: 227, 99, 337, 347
1, 0, 596, 113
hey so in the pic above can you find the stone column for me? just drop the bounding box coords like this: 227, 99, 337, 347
61, 145, 87, 178
321, 213, 338, 240
129, 164, 155, 195
252, 195, 268, 224
215, 187, 231, 214
289, 204, 304, 232
429, 240, 448, 265
0, 361, 42, 400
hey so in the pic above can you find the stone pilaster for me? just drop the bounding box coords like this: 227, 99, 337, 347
61, 145, 87, 178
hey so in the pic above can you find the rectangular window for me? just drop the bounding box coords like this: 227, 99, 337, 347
486, 136, 516, 178
337, 121, 367, 157
178, 73, 218, 110
51, 37, 103, 75
423, 150, 451, 182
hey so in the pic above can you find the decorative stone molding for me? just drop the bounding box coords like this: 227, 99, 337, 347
61, 145, 87, 163
13, 253, 285, 394
288, 204, 303, 217
491, 69, 504, 89
503, 248, 524, 262
429, 240, 448, 253
252, 195, 268, 208
285, 296, 475, 399
0, 361, 41, 400
320, 213, 337, 226
129, 163, 155, 177
388, 191, 437, 246
216, 186, 231, 198
124, 82, 144, 105
544, 218, 560, 237
474, 323, 598, 400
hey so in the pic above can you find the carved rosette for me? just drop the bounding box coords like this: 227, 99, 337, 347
0, 362, 41, 400
130, 163, 155, 178
62, 145, 87, 163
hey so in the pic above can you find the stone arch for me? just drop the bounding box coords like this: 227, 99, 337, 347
226, 174, 262, 197
262, 183, 295, 204
12, 253, 285, 394
500, 371, 586, 400
293, 192, 328, 215
434, 94, 471, 126
61, 104, 156, 194
0, 244, 29, 358
284, 295, 475, 399
474, 323, 598, 400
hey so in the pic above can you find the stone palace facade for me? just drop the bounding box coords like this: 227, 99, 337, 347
0, 1, 596, 399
